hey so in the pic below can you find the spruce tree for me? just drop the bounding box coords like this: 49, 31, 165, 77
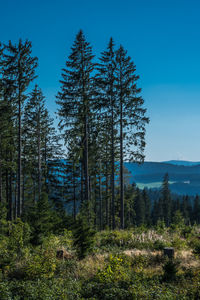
161, 173, 171, 226
3, 39, 37, 217
22, 85, 63, 214
143, 188, 151, 225
95, 38, 118, 229
23, 85, 48, 202
115, 45, 149, 229
124, 183, 136, 228
57, 30, 95, 217
134, 188, 145, 226
193, 195, 200, 224
181, 195, 192, 225
0, 44, 17, 219
27, 191, 54, 245
73, 216, 95, 259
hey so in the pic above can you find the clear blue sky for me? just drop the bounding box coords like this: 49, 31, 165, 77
1, 0, 200, 162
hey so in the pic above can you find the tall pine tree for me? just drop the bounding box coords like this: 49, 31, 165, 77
57, 30, 95, 218
115, 45, 149, 229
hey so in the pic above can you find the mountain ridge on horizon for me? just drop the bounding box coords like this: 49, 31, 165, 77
142, 160, 200, 167
124, 160, 200, 195
162, 160, 200, 166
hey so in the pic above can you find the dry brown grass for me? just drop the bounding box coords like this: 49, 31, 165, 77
74, 247, 200, 280
77, 254, 106, 279
176, 250, 200, 269
124, 249, 161, 256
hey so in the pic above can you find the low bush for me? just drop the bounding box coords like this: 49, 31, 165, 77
192, 239, 200, 257
162, 258, 180, 281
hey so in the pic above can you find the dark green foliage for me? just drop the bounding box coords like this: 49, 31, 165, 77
95, 37, 117, 230
162, 173, 171, 226
162, 258, 179, 281
0, 203, 8, 237
193, 195, 200, 224
181, 195, 192, 225
143, 188, 151, 226
153, 239, 166, 250
25, 192, 54, 245
0, 279, 81, 300
134, 188, 145, 226
192, 239, 200, 256
124, 184, 136, 228
3, 39, 38, 217
56, 30, 95, 217
73, 217, 95, 259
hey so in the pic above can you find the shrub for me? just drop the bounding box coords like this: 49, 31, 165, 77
73, 217, 95, 259
23, 248, 57, 279
95, 254, 131, 283
171, 236, 187, 250
131, 254, 148, 270
162, 258, 179, 281
0, 278, 81, 300
7, 219, 31, 253
153, 239, 166, 250
97, 230, 132, 248
192, 239, 200, 257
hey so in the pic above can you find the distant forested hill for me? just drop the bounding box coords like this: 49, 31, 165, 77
124, 161, 200, 195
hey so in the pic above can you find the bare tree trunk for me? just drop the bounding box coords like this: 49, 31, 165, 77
0, 135, 2, 203
84, 115, 89, 205
73, 162, 76, 220
33, 179, 36, 205
0, 160, 2, 204
120, 97, 124, 229
6, 168, 9, 210
17, 88, 22, 217
38, 112, 41, 199
80, 158, 84, 205
14, 181, 17, 220
111, 103, 115, 229
94, 175, 97, 228
8, 170, 13, 220
105, 161, 109, 228
22, 170, 25, 213
99, 161, 102, 230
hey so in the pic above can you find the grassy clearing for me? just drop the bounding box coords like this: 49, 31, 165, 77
0, 225, 200, 299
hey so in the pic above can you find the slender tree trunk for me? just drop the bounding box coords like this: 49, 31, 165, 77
109, 175, 112, 228
111, 102, 115, 229
33, 179, 36, 205
73, 163, 76, 220
0, 160, 2, 204
44, 137, 48, 194
120, 97, 124, 229
80, 159, 84, 205
94, 175, 97, 228
105, 161, 109, 228
38, 113, 41, 199
22, 171, 25, 213
17, 88, 22, 217
99, 160, 102, 230
6, 168, 9, 210
0, 135, 2, 203
8, 170, 13, 220
84, 115, 89, 205
14, 182, 17, 220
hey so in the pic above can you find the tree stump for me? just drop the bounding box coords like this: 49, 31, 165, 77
163, 247, 174, 259
56, 249, 73, 260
